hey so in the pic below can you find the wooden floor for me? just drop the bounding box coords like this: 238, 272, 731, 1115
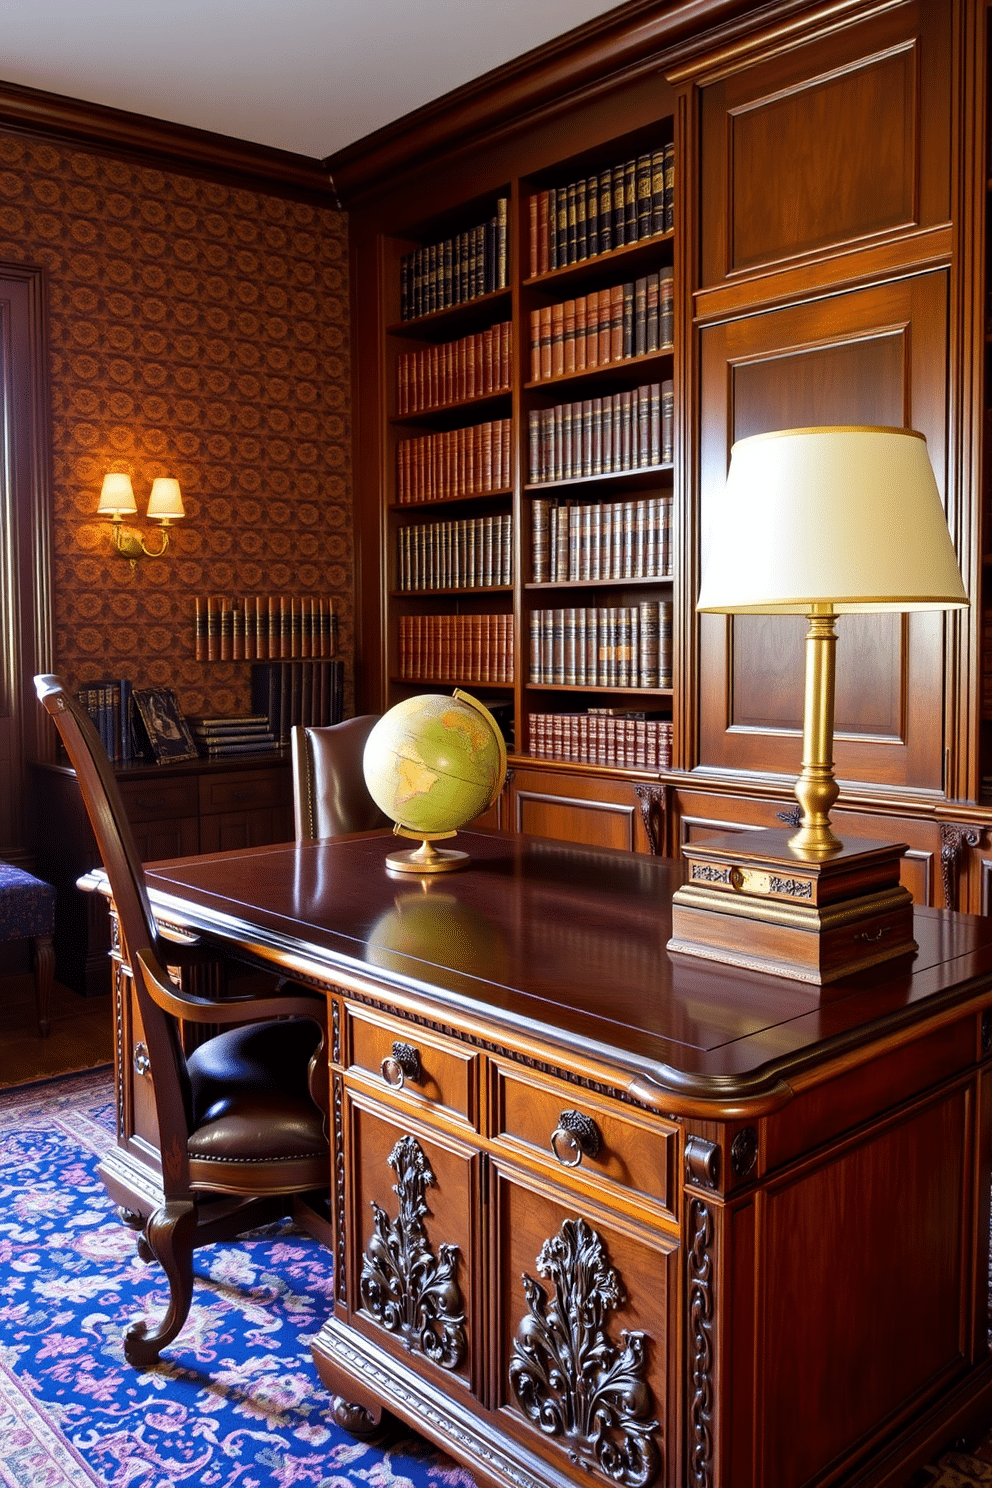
0, 972, 112, 1088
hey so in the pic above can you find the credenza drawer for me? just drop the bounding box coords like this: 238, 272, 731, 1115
198, 768, 287, 814
117, 776, 199, 823
346, 1008, 480, 1130
490, 1061, 679, 1222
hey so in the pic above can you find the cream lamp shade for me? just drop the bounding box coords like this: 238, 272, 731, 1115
146, 478, 185, 521
697, 426, 968, 615
97, 473, 138, 518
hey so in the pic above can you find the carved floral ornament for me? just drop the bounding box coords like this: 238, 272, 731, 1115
509, 1216, 660, 1486
359, 1134, 466, 1370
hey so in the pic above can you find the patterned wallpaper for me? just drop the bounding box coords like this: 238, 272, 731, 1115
0, 130, 352, 724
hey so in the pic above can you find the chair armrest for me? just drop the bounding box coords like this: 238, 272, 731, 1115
133, 948, 326, 1027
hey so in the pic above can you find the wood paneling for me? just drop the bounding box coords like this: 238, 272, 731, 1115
751, 1085, 972, 1487
697, 272, 949, 793
697, 0, 951, 289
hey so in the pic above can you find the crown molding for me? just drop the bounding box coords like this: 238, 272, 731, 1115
0, 77, 338, 205
323, 0, 782, 205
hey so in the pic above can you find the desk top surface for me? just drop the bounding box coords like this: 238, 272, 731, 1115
142, 829, 992, 1111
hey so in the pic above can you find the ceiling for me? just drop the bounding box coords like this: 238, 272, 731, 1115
1, 0, 624, 161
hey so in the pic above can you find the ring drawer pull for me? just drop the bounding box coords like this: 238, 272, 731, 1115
381, 1041, 421, 1089
551, 1110, 601, 1167
133, 1041, 151, 1078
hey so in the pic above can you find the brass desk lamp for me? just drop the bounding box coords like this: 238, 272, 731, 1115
669, 425, 968, 984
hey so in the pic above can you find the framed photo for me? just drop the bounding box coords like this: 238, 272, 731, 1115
132, 687, 198, 763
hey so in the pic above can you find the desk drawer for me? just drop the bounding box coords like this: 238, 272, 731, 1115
346, 1008, 479, 1131
118, 776, 199, 823
490, 1061, 678, 1221
198, 768, 287, 815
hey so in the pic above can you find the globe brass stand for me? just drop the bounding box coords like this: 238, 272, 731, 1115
386, 827, 467, 875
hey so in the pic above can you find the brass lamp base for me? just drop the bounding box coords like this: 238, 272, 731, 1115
668, 828, 917, 985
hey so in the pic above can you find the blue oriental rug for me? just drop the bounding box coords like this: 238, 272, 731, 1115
3, 1069, 992, 1488
0, 1069, 475, 1488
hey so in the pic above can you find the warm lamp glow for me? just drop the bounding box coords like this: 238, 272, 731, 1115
698, 425, 968, 853
96, 472, 187, 564
97, 473, 137, 517
146, 478, 185, 522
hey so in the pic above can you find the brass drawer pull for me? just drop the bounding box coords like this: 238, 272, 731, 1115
381, 1041, 421, 1089
551, 1110, 601, 1167
133, 1041, 151, 1078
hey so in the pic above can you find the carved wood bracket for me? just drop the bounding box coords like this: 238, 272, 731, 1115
939, 822, 983, 911
634, 785, 666, 856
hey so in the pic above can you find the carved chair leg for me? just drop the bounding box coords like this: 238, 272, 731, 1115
31, 933, 54, 1038
124, 1199, 197, 1367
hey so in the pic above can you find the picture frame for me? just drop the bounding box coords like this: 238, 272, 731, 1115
132, 687, 198, 763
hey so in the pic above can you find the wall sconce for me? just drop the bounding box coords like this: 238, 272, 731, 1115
98, 473, 185, 562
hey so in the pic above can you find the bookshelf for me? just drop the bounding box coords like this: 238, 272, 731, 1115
376, 117, 676, 783
341, 0, 990, 892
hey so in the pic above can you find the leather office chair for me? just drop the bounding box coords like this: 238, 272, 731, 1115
34, 675, 329, 1368
290, 716, 390, 841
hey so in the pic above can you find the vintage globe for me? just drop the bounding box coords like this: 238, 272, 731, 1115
363, 690, 507, 872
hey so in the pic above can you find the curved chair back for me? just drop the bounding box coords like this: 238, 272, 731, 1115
35, 674, 330, 1367
34, 675, 193, 1134
291, 716, 390, 841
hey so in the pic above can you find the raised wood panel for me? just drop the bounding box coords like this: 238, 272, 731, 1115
697, 272, 949, 794
748, 1083, 972, 1488
347, 1094, 481, 1396
491, 1161, 679, 1483
508, 765, 659, 853
698, 0, 951, 289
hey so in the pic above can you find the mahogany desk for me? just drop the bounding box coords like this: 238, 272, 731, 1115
95, 829, 992, 1488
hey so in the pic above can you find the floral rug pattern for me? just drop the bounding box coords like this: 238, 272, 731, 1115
0, 1069, 475, 1488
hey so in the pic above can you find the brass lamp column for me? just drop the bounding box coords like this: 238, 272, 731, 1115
793, 603, 840, 854
669, 425, 969, 985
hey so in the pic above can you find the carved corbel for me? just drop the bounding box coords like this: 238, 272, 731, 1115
939, 822, 983, 911
635, 784, 666, 856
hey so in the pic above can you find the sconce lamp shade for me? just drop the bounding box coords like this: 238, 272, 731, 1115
146, 478, 185, 521
696, 426, 968, 616
97, 473, 137, 517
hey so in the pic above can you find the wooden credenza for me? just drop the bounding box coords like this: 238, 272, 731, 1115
87, 829, 992, 1488
31, 754, 292, 995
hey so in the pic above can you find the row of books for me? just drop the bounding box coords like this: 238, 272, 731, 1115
187, 714, 279, 758
400, 198, 509, 322
249, 659, 344, 744
530, 602, 673, 689
76, 678, 135, 764
397, 418, 512, 505
397, 614, 514, 684
396, 514, 513, 592
528, 382, 674, 485
532, 494, 672, 584
194, 595, 339, 662
530, 710, 673, 770
397, 322, 512, 415
529, 272, 673, 382
528, 145, 674, 278
982, 608, 992, 711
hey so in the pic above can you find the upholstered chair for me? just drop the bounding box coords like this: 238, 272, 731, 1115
290, 716, 390, 841
34, 674, 329, 1367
